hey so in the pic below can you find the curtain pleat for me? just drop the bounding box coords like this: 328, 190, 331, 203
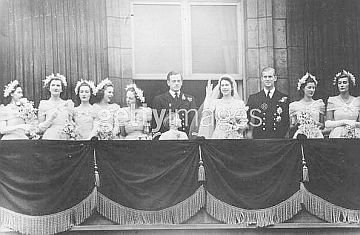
0, 0, 108, 106
287, 0, 360, 101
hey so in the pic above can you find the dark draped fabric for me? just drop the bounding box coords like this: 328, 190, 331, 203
1, 139, 360, 232
287, 0, 360, 101
0, 0, 108, 106
0, 140, 94, 215
304, 139, 360, 210
202, 139, 301, 209
96, 140, 200, 210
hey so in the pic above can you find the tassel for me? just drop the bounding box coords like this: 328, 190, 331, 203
302, 164, 309, 182
198, 145, 205, 182
94, 149, 100, 187
95, 168, 100, 187
198, 160, 205, 182
300, 144, 309, 182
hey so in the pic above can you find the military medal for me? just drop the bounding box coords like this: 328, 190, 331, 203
260, 103, 268, 110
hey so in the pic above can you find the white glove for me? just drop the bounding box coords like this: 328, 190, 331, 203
325, 120, 346, 129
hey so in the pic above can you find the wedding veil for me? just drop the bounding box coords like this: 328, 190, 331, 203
189, 74, 241, 139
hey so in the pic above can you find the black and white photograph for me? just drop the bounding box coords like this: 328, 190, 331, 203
0, 0, 360, 234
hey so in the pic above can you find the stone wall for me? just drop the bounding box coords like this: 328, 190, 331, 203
104, 0, 291, 105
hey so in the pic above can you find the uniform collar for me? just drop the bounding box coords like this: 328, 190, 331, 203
169, 90, 181, 99
264, 87, 275, 98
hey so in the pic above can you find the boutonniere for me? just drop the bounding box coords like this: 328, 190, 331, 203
277, 107, 283, 115
276, 116, 282, 122
187, 97, 193, 102
278, 97, 288, 103
182, 94, 186, 100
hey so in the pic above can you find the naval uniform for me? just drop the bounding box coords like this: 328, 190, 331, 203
247, 89, 289, 139
152, 91, 197, 135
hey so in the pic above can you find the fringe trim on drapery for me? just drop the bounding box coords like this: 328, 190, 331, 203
97, 185, 205, 225
301, 183, 360, 223
0, 187, 97, 235
206, 189, 304, 227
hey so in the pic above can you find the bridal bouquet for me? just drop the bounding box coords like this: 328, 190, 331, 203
17, 98, 38, 123
62, 119, 80, 140
228, 108, 249, 132
297, 111, 321, 138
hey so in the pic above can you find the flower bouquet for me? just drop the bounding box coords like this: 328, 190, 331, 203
62, 119, 80, 140
297, 111, 321, 138
341, 124, 360, 139
231, 107, 249, 132
97, 123, 114, 140
17, 98, 38, 123
26, 126, 41, 140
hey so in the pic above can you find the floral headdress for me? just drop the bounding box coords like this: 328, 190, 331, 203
333, 70, 356, 86
74, 79, 96, 95
94, 78, 113, 95
297, 72, 318, 91
43, 73, 67, 88
125, 83, 145, 103
3, 80, 20, 97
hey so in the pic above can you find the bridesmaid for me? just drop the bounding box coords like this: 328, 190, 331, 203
73, 79, 96, 140
289, 72, 325, 138
38, 73, 74, 140
0, 80, 33, 139
325, 70, 360, 138
91, 78, 120, 140
117, 84, 152, 140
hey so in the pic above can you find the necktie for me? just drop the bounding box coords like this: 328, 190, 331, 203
175, 92, 179, 99
266, 90, 270, 99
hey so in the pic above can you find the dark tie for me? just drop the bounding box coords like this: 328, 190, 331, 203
175, 92, 179, 99
266, 91, 270, 99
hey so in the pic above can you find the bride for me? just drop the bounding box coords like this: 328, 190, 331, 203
198, 75, 248, 139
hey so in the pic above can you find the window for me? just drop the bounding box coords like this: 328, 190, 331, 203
131, 0, 245, 96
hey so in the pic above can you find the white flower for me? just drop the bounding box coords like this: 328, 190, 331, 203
19, 98, 28, 105
297, 72, 317, 91
17, 99, 38, 123
276, 116, 282, 122
279, 97, 288, 103
333, 70, 356, 86
277, 107, 283, 114
75, 79, 96, 95
297, 111, 321, 138
125, 83, 145, 103
43, 73, 67, 88
3, 80, 19, 97
94, 78, 113, 95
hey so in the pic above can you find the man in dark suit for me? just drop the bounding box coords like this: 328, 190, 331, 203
247, 67, 289, 139
152, 71, 197, 136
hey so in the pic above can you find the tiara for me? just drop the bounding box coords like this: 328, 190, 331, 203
3, 80, 19, 97
125, 83, 145, 103
297, 72, 317, 90
333, 70, 356, 86
43, 73, 67, 88
94, 78, 113, 95
74, 79, 96, 95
